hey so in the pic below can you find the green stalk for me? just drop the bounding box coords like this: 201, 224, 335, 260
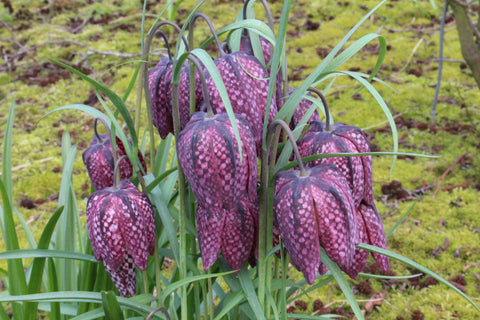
172, 78, 188, 320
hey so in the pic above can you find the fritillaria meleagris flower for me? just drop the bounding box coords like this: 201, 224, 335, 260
148, 54, 204, 138
239, 34, 284, 116
82, 132, 147, 191
273, 163, 359, 284
86, 179, 155, 296
177, 111, 258, 270
205, 50, 278, 154
148, 57, 174, 139
297, 120, 373, 207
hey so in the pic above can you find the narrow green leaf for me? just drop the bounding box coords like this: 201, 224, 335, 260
49, 59, 137, 146
1, 100, 15, 205
102, 291, 125, 320
0, 249, 97, 262
0, 179, 27, 319
320, 249, 364, 320
25, 206, 64, 319
358, 243, 480, 312
213, 291, 246, 320
386, 201, 417, 238
47, 258, 60, 320
237, 267, 266, 320
0, 304, 9, 320
40, 104, 110, 126
159, 271, 234, 305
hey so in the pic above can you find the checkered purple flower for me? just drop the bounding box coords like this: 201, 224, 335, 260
148, 59, 204, 139
177, 111, 258, 270
205, 51, 278, 154
86, 179, 155, 297
273, 164, 359, 284
297, 121, 373, 207
82, 133, 147, 191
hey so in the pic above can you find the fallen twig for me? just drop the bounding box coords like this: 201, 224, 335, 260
432, 151, 468, 198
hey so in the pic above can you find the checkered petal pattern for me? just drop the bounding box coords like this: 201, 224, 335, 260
239, 35, 284, 120
149, 59, 205, 138
177, 111, 258, 270
86, 179, 155, 297
148, 58, 174, 139
297, 121, 371, 207
273, 164, 358, 284
205, 51, 278, 154
357, 201, 390, 271
82, 134, 147, 191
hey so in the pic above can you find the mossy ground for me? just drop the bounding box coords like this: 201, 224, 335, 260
1, 0, 479, 319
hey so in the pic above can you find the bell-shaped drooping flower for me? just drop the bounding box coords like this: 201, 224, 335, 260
296, 93, 373, 207
148, 56, 174, 138
274, 163, 359, 284
82, 118, 147, 191
177, 111, 258, 270
206, 50, 278, 154
86, 178, 155, 297
147, 28, 203, 138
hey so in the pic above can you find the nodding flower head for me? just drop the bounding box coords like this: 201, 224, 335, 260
297, 121, 373, 207
205, 51, 278, 155
176, 111, 258, 270
82, 124, 147, 191
86, 179, 155, 296
273, 164, 359, 284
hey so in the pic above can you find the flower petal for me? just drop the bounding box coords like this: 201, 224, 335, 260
197, 205, 224, 270
274, 174, 321, 284
103, 253, 137, 297
220, 200, 255, 271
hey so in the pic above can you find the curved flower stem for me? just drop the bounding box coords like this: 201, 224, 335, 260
307, 87, 331, 131
93, 118, 118, 170
185, 55, 214, 117
189, 12, 225, 58
146, 307, 171, 320
258, 119, 306, 313
243, 0, 275, 32
112, 155, 128, 190
142, 21, 189, 170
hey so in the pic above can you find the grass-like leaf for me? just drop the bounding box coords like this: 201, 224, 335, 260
358, 243, 480, 312
320, 249, 364, 320
49, 59, 138, 147
386, 200, 417, 238
0, 249, 96, 262
102, 291, 125, 320
238, 267, 266, 320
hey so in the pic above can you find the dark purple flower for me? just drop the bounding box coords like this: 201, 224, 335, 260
82, 134, 147, 191
176, 111, 258, 270
148, 57, 174, 139
148, 59, 204, 138
239, 34, 284, 117
273, 164, 358, 284
86, 179, 155, 296
205, 51, 278, 154
297, 121, 372, 207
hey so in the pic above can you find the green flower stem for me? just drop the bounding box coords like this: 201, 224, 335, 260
189, 12, 225, 58
142, 270, 149, 295
259, 119, 307, 315
142, 21, 188, 170
172, 82, 188, 320
154, 240, 162, 307
306, 87, 330, 131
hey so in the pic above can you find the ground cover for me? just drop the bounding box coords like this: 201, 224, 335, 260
0, 0, 479, 319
